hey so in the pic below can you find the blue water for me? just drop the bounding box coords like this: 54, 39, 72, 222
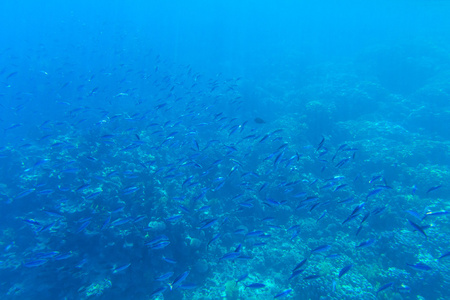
1, 1, 449, 299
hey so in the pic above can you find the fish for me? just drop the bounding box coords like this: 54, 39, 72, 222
351, 202, 365, 216
147, 241, 170, 250
408, 219, 427, 240
293, 258, 307, 271
406, 262, 432, 271
311, 244, 331, 254
14, 188, 35, 200
338, 264, 353, 278
317, 136, 325, 151
334, 184, 348, 192
426, 185, 442, 193
37, 222, 56, 233
133, 215, 147, 223
405, 210, 422, 220
398, 284, 411, 294
288, 269, 305, 280
422, 211, 449, 219
220, 252, 241, 261
35, 251, 60, 259
369, 175, 383, 184
6, 71, 18, 80
438, 251, 450, 260
338, 196, 355, 204
244, 283, 266, 289
54, 253, 73, 260
120, 186, 140, 195
149, 287, 167, 297
4, 123, 23, 131
169, 271, 190, 290
356, 239, 376, 248
145, 235, 170, 246
23, 219, 41, 226
76, 221, 90, 233
5, 47, 449, 300
246, 230, 265, 238
360, 212, 370, 224
371, 206, 386, 215
376, 282, 394, 295
199, 218, 218, 229
155, 272, 174, 281
23, 259, 48, 267
165, 215, 183, 223
259, 134, 270, 143
207, 233, 221, 249
274, 289, 293, 298
113, 263, 131, 273
75, 183, 90, 192
101, 214, 111, 230
342, 213, 359, 225
335, 158, 350, 168
110, 218, 131, 227
162, 256, 177, 264
355, 225, 363, 236
365, 188, 383, 200
235, 273, 248, 285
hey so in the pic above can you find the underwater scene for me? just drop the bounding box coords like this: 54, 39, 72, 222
0, 0, 449, 299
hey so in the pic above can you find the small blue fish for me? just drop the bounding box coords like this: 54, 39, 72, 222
54, 253, 72, 260
408, 219, 427, 240
245, 283, 266, 289
220, 252, 241, 261
113, 263, 131, 273
121, 186, 139, 195
426, 185, 442, 193
101, 214, 111, 231
15, 188, 35, 199
289, 269, 305, 280
311, 244, 331, 254
422, 211, 449, 220
356, 239, 376, 248
406, 262, 432, 271
274, 288, 292, 298
246, 230, 265, 238
338, 264, 353, 278
235, 273, 248, 285
155, 272, 174, 281
133, 215, 146, 223
170, 271, 190, 290
199, 218, 218, 229
162, 256, 177, 264
366, 188, 383, 200
110, 218, 130, 227
76, 221, 90, 233
23, 259, 48, 267
207, 233, 221, 249
376, 282, 394, 295
148, 241, 170, 250
149, 286, 167, 297
438, 251, 450, 260
293, 258, 307, 271
405, 210, 422, 220
165, 215, 183, 223
75, 184, 90, 192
